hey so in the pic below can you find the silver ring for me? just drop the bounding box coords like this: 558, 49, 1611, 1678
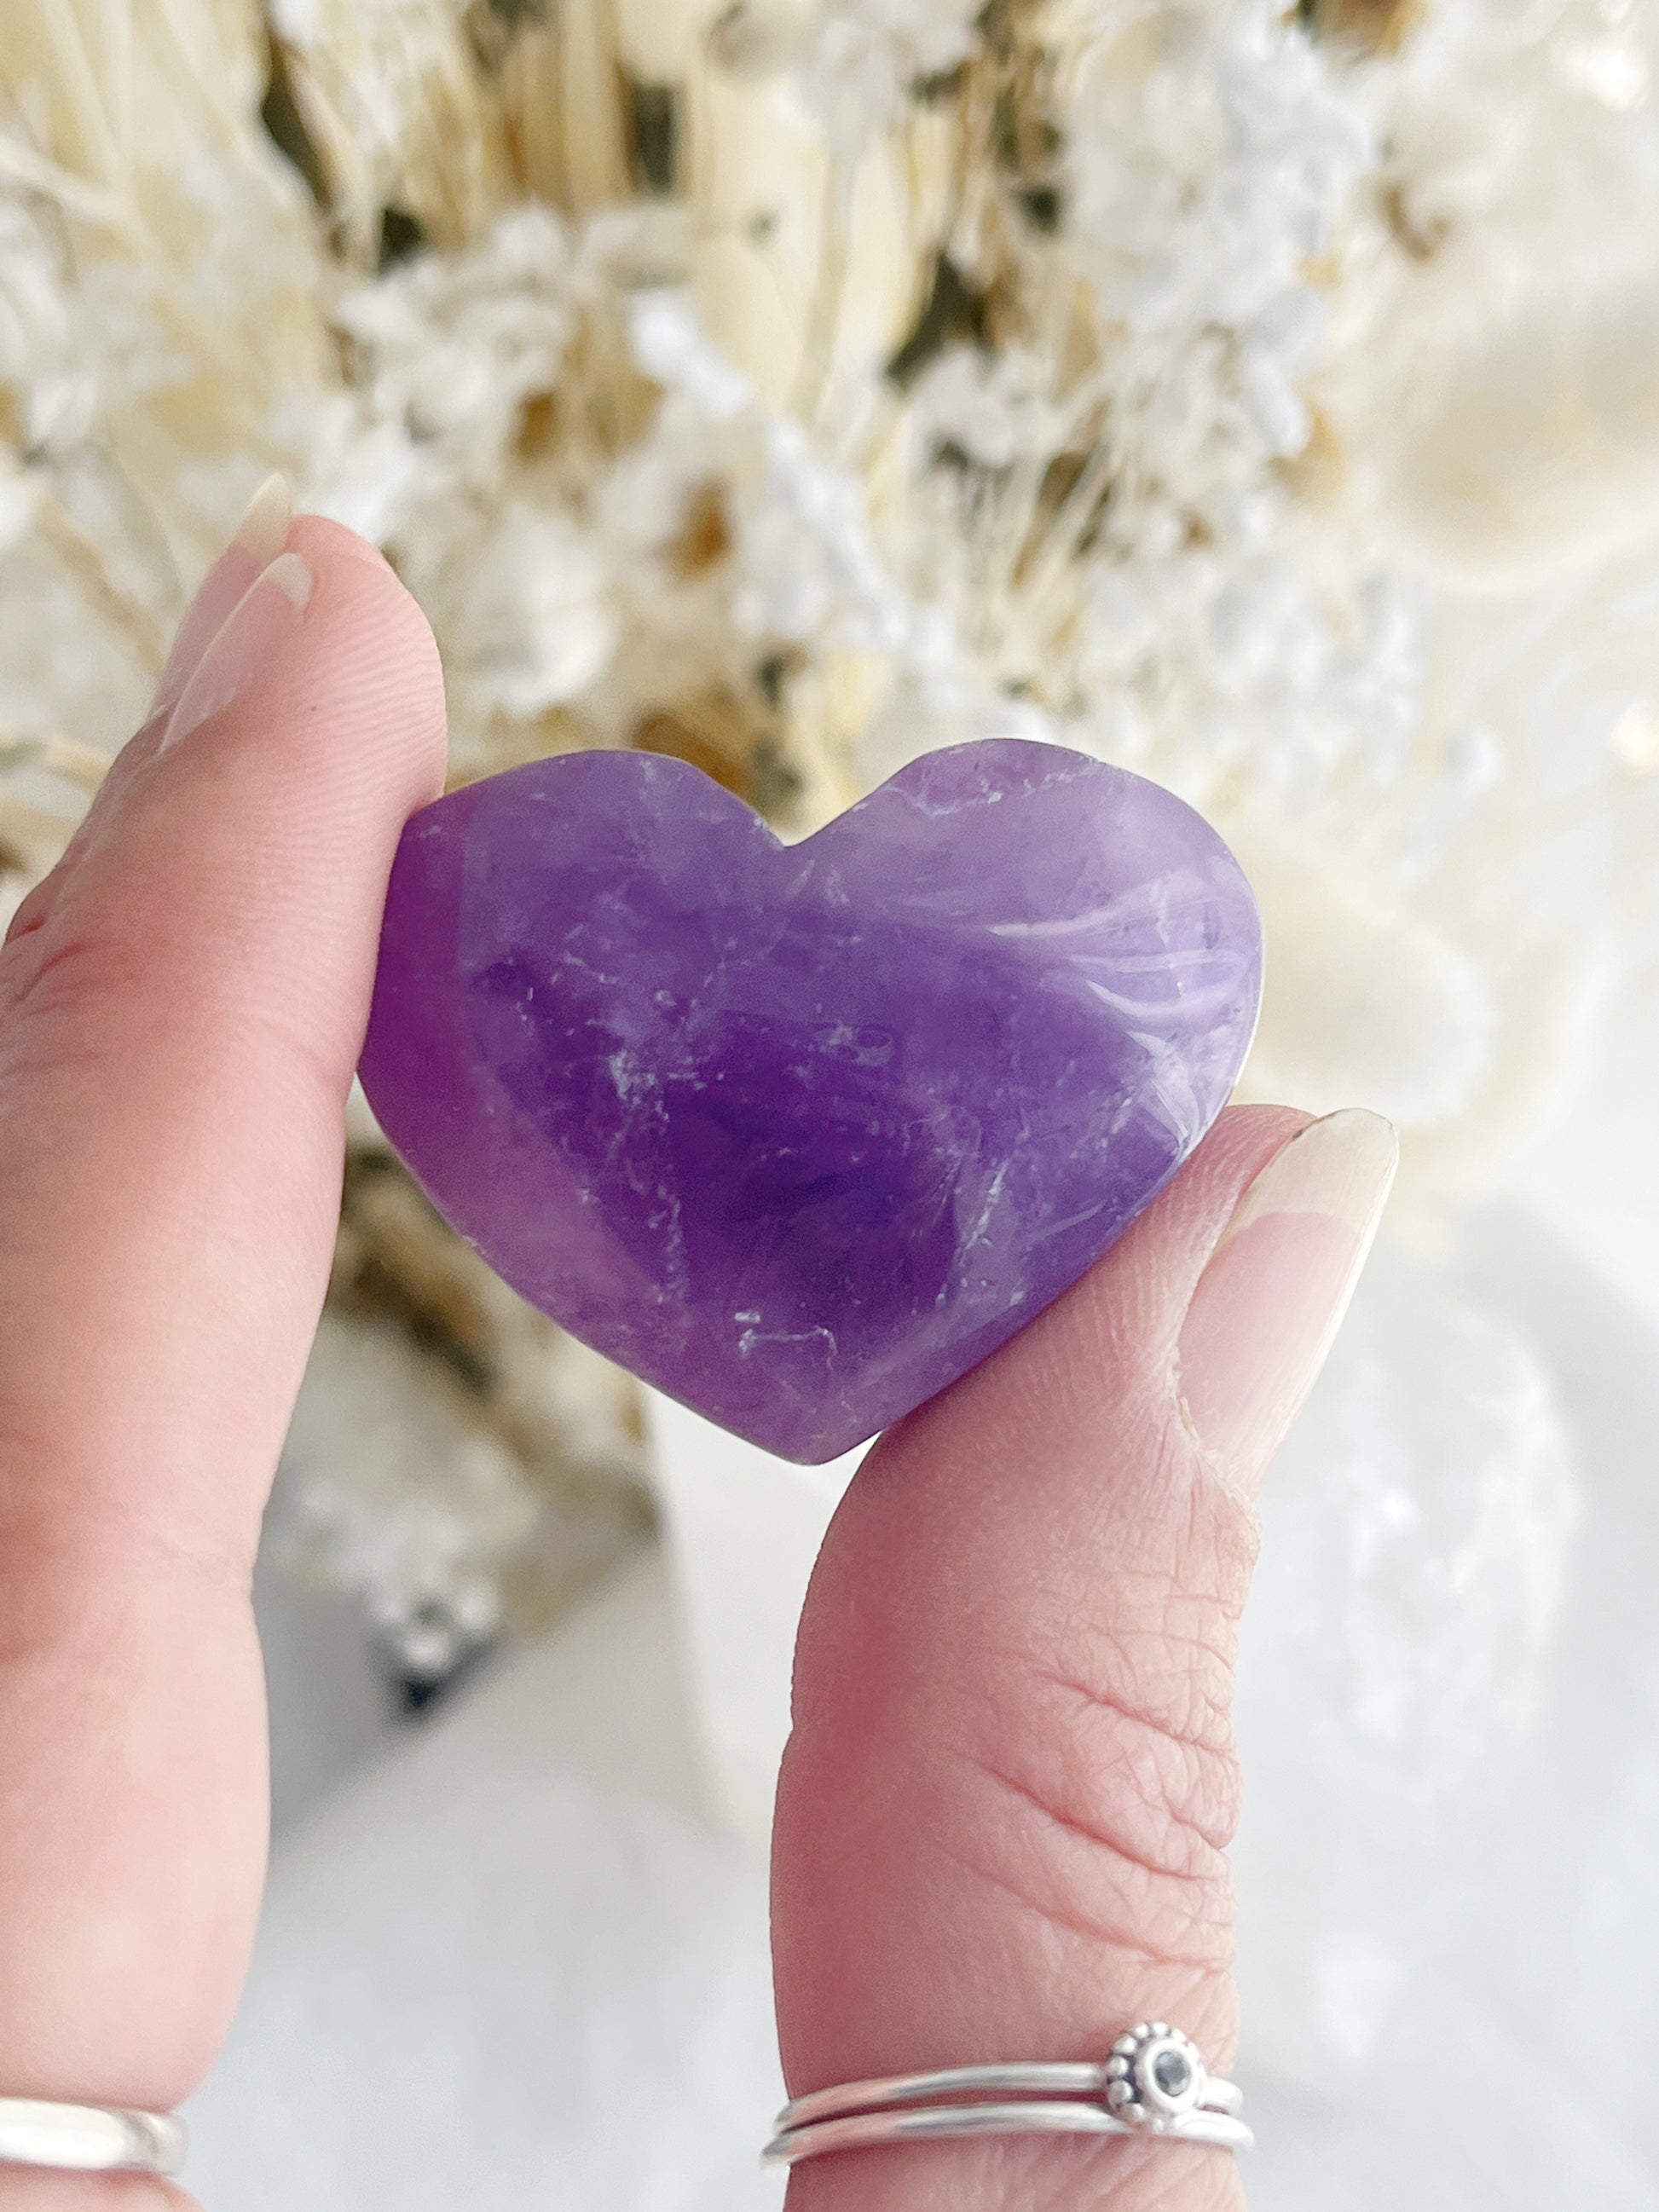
0, 2097, 187, 2175
764, 2023, 1248, 2168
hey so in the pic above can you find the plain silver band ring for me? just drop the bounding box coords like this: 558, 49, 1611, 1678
763, 2099, 1253, 2167
776, 2060, 1245, 2133
0, 2098, 188, 2175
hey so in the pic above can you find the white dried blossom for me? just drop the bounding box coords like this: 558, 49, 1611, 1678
2, 0, 1645, 1202
909, 348, 1064, 472
0, 456, 36, 562
0, 197, 98, 453
797, 0, 981, 152
452, 502, 620, 719
298, 205, 580, 517
1, 6, 1654, 2030
623, 290, 922, 656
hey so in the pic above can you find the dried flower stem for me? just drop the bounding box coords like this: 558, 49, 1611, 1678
33, 488, 169, 671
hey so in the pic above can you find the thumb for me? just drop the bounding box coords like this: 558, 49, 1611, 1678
771, 1104, 1397, 2209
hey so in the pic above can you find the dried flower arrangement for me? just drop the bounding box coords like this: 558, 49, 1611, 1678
2, 0, 1656, 1685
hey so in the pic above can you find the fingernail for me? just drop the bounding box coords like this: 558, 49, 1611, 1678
159, 552, 313, 753
152, 475, 294, 719
1176, 1109, 1398, 1496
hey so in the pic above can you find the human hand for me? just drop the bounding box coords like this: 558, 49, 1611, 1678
0, 491, 1395, 2208
0, 494, 444, 2206
772, 1098, 1395, 2208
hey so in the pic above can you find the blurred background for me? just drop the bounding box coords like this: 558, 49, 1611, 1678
1, 0, 1656, 2203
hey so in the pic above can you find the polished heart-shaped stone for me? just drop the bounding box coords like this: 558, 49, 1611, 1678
359, 740, 1263, 1462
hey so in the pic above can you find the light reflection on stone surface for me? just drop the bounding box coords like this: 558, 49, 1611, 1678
361, 740, 1262, 1460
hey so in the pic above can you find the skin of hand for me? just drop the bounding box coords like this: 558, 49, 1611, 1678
0, 492, 1396, 2211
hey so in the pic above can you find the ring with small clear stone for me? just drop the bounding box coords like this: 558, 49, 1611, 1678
0, 2098, 187, 2175
762, 2024, 1249, 2167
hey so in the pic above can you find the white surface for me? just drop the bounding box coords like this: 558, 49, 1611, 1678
256, 1542, 397, 1839
196, 1210, 1659, 2210
194, 1553, 784, 2212
1520, 975, 1659, 1336
646, 1389, 860, 1843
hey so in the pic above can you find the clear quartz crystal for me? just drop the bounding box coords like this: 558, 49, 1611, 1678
1234, 1245, 1577, 2079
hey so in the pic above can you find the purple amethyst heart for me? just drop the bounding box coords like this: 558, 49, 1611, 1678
359, 740, 1262, 1462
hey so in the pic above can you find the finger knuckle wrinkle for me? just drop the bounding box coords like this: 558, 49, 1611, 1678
0, 917, 146, 1045
951, 1687, 1240, 1974
0, 913, 346, 1120
1085, 1608, 1239, 1753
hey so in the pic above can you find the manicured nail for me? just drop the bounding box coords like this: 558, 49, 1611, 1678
151, 475, 294, 719
1176, 1109, 1398, 1496
159, 552, 313, 752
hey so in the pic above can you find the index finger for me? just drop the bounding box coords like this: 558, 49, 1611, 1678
0, 515, 445, 2144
